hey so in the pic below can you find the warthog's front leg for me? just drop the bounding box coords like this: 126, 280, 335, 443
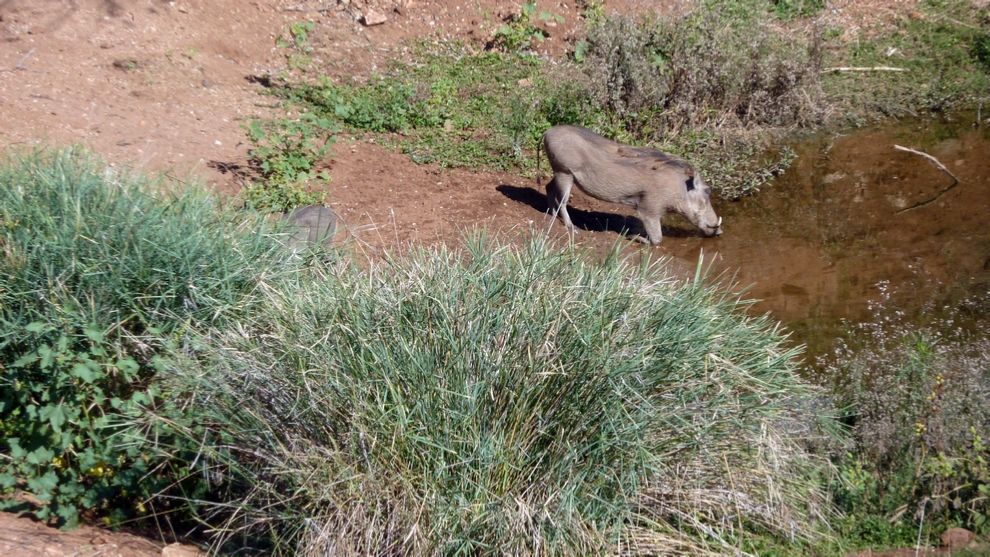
636, 203, 664, 244
548, 172, 578, 234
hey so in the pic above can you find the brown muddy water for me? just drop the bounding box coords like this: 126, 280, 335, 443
662, 116, 990, 366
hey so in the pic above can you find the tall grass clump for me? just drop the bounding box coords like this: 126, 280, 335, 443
144, 234, 834, 555
826, 286, 990, 548
0, 147, 284, 527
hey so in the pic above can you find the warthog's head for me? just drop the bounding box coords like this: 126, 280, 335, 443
681, 174, 722, 237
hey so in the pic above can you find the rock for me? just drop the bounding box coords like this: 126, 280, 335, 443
940, 527, 974, 549
394, 5, 406, 16
282, 206, 340, 251
113, 58, 139, 71
201, 79, 213, 88
162, 542, 207, 557
361, 9, 387, 26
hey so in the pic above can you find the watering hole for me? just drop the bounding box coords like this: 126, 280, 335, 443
661, 115, 990, 364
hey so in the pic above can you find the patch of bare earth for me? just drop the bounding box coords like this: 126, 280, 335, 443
0, 0, 937, 553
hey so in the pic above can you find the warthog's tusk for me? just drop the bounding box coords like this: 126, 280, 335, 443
717, 217, 722, 227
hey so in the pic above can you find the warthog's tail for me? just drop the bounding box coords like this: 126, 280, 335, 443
537, 133, 542, 190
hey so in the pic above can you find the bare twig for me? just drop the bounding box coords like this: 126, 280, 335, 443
915, 498, 928, 557
893, 145, 961, 214
893, 145, 960, 182
822, 66, 906, 73
2, 48, 45, 73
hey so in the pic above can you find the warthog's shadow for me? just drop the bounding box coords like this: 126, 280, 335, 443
496, 184, 702, 240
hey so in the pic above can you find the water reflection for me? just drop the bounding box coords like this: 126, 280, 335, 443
661, 116, 990, 363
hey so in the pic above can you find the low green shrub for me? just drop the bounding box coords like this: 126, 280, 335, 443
580, 9, 826, 132
492, 1, 563, 52
0, 147, 284, 528
243, 112, 336, 213
826, 285, 990, 546
142, 234, 834, 555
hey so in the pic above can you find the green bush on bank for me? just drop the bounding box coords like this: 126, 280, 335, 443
828, 326, 990, 548
0, 148, 285, 527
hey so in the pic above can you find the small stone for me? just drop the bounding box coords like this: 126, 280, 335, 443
940, 527, 974, 549
517, 78, 533, 87
821, 172, 845, 184
162, 542, 207, 557
201, 79, 213, 88
361, 9, 387, 26
113, 58, 139, 71
394, 6, 406, 16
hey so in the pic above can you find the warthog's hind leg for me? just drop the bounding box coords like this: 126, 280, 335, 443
548, 172, 578, 233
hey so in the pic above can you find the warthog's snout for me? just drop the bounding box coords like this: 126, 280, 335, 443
707, 216, 723, 237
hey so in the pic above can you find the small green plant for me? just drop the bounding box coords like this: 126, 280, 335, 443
577, 0, 605, 23
973, 33, 990, 71
771, 0, 824, 19
494, 2, 563, 51
278, 21, 316, 71
279, 21, 315, 51
243, 112, 336, 212
0, 322, 167, 528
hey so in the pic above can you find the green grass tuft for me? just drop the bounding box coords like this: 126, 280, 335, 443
143, 233, 834, 555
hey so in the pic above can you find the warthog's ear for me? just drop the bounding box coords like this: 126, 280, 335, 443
684, 167, 696, 190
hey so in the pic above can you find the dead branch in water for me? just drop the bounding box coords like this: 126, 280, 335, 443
893, 145, 960, 214
822, 66, 907, 73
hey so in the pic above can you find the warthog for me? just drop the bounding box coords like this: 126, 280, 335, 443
281, 205, 340, 251
540, 125, 722, 244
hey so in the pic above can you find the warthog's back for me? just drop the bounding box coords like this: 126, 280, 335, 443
543, 125, 693, 204
282, 205, 340, 250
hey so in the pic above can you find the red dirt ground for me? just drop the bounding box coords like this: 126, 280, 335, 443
0, 0, 940, 554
